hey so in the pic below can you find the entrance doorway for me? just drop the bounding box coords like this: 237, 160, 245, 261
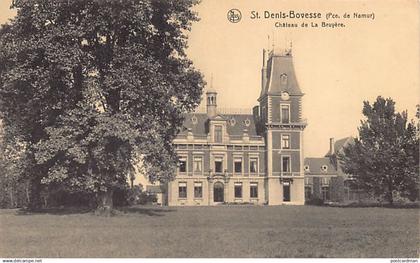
283, 183, 290, 202
213, 182, 224, 203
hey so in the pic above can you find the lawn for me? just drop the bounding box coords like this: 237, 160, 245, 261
0, 205, 418, 258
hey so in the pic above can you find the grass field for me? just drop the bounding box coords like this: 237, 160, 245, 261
0, 205, 418, 258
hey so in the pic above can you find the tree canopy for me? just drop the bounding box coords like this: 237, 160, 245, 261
0, 0, 204, 209
339, 96, 419, 203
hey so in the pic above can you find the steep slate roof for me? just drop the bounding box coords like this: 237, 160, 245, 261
304, 157, 338, 175
178, 112, 259, 137
334, 137, 355, 178
304, 137, 354, 178
325, 136, 354, 156
179, 113, 208, 135
261, 50, 303, 98
224, 114, 258, 137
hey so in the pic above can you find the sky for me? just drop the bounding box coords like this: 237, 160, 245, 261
186, 0, 419, 156
1, 0, 419, 157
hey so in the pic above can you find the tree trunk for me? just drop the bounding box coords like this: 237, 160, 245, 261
387, 181, 394, 205
95, 189, 114, 216
25, 182, 30, 205
381, 174, 394, 206
28, 176, 42, 210
9, 186, 14, 208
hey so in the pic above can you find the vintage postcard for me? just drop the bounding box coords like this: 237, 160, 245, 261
0, 0, 418, 261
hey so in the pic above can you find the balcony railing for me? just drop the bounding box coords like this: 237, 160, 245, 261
191, 107, 253, 115
176, 171, 267, 178
193, 134, 208, 140
175, 134, 264, 143
272, 172, 301, 177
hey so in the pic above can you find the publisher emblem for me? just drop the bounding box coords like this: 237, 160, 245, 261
227, 9, 242, 23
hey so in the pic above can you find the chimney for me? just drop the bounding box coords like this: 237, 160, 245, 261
242, 128, 249, 143
329, 138, 335, 156
252, 105, 260, 119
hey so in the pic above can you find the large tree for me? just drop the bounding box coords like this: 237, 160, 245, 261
0, 0, 204, 211
339, 97, 419, 204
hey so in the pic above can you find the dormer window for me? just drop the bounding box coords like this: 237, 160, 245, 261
214, 125, 223, 143
321, 165, 328, 172
280, 74, 288, 85
191, 115, 198, 124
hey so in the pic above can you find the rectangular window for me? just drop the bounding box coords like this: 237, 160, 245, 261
322, 177, 330, 185
234, 182, 242, 198
283, 182, 290, 202
214, 157, 223, 173
262, 106, 266, 121
179, 157, 187, 173
214, 125, 223, 143
194, 182, 203, 198
305, 177, 311, 185
249, 158, 258, 174
281, 134, 290, 149
250, 182, 258, 198
282, 156, 290, 172
193, 157, 202, 174
234, 157, 242, 174
281, 105, 290, 123
305, 186, 312, 200
322, 186, 330, 200
178, 182, 187, 198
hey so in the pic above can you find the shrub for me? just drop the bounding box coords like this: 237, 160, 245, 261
137, 192, 157, 205
126, 185, 143, 205
305, 198, 325, 206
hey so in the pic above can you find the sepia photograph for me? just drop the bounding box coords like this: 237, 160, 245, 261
0, 0, 419, 261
